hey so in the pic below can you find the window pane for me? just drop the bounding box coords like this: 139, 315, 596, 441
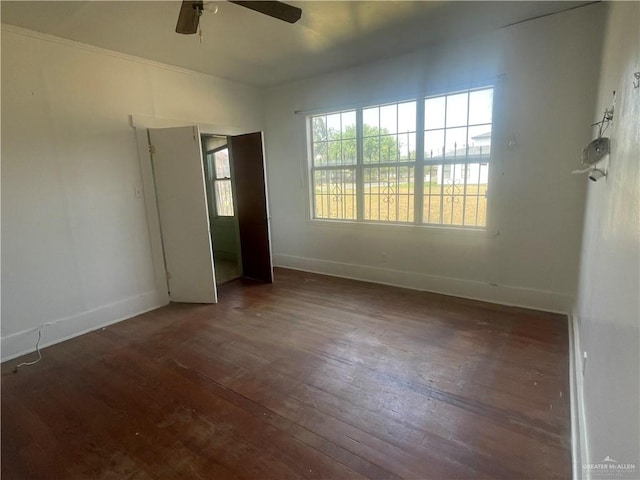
362, 101, 415, 164
380, 104, 397, 134
313, 141, 328, 166
311, 110, 357, 167
363, 107, 379, 134
327, 140, 342, 165
469, 88, 493, 125
462, 164, 489, 227
326, 113, 341, 138
363, 136, 379, 163
343, 138, 357, 163
398, 102, 416, 160
313, 116, 327, 141
313, 169, 356, 220
215, 180, 234, 216
441, 163, 466, 225
214, 149, 230, 178
341, 111, 356, 138
398, 101, 416, 134
468, 125, 492, 159
380, 134, 398, 162
424, 129, 445, 160
364, 166, 414, 222
423, 162, 488, 227
444, 127, 467, 159
423, 165, 441, 224
425, 96, 445, 129
446, 92, 468, 127
398, 132, 416, 160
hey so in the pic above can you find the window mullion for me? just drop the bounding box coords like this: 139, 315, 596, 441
462, 92, 470, 226
415, 99, 425, 224
356, 108, 364, 221
440, 96, 447, 224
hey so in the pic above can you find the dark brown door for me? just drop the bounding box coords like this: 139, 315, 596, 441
229, 132, 274, 283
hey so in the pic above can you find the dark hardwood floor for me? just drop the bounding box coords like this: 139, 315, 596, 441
2, 268, 571, 479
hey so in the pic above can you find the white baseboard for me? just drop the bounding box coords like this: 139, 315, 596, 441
1, 290, 168, 363
273, 254, 572, 314
569, 312, 590, 480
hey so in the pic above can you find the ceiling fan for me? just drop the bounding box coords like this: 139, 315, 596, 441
176, 0, 302, 34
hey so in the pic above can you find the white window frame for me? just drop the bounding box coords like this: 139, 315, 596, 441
307, 86, 494, 230
205, 145, 234, 218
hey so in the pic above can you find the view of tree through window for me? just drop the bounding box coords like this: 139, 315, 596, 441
309, 87, 493, 228
362, 101, 416, 222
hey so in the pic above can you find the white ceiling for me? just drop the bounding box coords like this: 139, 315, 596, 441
1, 1, 594, 87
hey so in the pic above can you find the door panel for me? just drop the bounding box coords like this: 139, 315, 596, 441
149, 126, 217, 303
229, 132, 273, 283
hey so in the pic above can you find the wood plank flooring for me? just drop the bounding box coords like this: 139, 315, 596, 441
1, 268, 571, 479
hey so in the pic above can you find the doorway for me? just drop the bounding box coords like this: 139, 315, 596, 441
202, 135, 242, 286
139, 125, 274, 305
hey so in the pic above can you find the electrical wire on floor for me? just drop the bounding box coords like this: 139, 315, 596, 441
12, 326, 44, 373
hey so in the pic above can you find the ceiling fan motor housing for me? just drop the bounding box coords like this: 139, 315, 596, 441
176, 0, 301, 35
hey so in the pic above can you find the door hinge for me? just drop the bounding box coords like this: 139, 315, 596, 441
148, 144, 156, 154
166, 270, 171, 281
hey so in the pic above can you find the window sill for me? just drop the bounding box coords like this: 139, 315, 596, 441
305, 218, 498, 238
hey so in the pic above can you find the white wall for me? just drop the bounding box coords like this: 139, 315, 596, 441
1, 25, 263, 360
264, 4, 605, 312
573, 2, 640, 478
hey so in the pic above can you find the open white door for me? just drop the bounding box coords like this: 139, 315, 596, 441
149, 126, 217, 303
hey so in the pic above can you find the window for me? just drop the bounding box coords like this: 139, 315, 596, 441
423, 88, 493, 227
311, 110, 357, 220
309, 87, 493, 228
206, 146, 234, 217
362, 101, 416, 222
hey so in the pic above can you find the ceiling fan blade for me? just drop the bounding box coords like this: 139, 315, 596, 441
176, 0, 203, 34
229, 1, 302, 24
